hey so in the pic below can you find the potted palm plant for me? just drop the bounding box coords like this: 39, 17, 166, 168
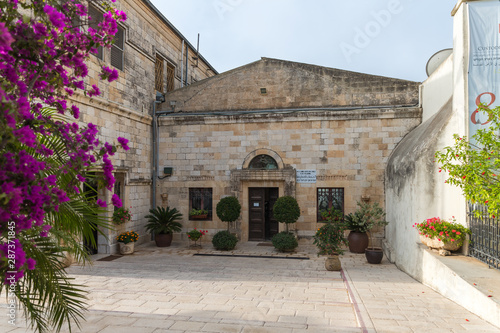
313, 207, 348, 271
144, 206, 183, 247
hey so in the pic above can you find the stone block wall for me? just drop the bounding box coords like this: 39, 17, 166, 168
71, 0, 217, 253
157, 106, 421, 243
163, 58, 420, 113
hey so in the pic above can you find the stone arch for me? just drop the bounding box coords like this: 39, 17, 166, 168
242, 149, 285, 170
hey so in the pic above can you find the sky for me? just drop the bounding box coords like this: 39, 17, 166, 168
149, 0, 458, 82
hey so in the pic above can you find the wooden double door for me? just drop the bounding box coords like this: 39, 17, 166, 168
248, 187, 279, 241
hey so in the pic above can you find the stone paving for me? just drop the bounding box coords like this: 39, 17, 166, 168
1, 240, 499, 333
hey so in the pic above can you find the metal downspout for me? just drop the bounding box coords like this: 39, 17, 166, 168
151, 101, 159, 240
152, 104, 173, 212
181, 40, 184, 87
185, 45, 189, 86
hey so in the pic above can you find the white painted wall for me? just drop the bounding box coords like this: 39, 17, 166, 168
384, 1, 500, 327
421, 54, 453, 123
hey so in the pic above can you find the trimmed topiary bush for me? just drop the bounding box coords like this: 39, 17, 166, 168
273, 196, 300, 232
212, 230, 238, 251
272, 231, 298, 252
216, 196, 241, 231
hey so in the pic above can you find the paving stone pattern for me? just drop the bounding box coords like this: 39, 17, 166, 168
0, 241, 498, 333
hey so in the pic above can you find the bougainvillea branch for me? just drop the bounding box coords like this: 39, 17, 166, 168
0, 0, 128, 331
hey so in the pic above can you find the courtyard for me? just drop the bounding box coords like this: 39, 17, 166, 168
2, 241, 498, 333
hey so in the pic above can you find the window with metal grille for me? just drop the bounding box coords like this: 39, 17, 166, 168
166, 62, 175, 92
111, 26, 124, 70
317, 188, 344, 221
189, 188, 212, 221
155, 56, 164, 92
88, 5, 103, 60
248, 155, 278, 170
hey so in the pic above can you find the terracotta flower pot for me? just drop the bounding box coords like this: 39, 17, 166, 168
155, 233, 173, 247
365, 247, 383, 264
347, 231, 369, 253
190, 214, 208, 220
420, 235, 461, 251
325, 255, 342, 271
119, 242, 134, 255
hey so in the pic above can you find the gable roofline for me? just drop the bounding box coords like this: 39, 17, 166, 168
259, 57, 421, 84
141, 0, 219, 75
172, 57, 419, 95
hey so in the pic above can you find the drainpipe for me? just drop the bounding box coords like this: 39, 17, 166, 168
152, 102, 173, 211
181, 40, 184, 87
152, 101, 160, 223
185, 44, 189, 86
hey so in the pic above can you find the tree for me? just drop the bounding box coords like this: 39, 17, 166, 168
435, 105, 500, 217
273, 196, 300, 233
216, 196, 241, 231
0, 1, 127, 331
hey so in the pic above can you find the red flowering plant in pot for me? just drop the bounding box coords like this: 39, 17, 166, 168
113, 207, 132, 225
187, 228, 207, 247
414, 217, 470, 252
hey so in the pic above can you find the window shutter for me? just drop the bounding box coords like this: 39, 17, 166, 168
111, 26, 124, 70
166, 63, 175, 92
155, 56, 164, 92
88, 5, 103, 60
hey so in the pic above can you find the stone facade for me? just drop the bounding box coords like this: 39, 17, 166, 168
74, 0, 217, 254
164, 57, 419, 113
157, 58, 421, 244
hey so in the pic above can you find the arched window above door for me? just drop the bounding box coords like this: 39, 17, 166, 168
248, 154, 279, 170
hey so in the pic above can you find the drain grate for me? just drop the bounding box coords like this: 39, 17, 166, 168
193, 253, 309, 260
257, 243, 273, 247
96, 255, 123, 262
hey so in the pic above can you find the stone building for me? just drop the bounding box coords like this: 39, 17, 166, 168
157, 57, 421, 242
75, 0, 217, 254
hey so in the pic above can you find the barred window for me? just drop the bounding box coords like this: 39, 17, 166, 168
317, 188, 344, 221
155, 56, 164, 92
166, 62, 175, 92
189, 188, 212, 221
111, 26, 124, 70
88, 5, 103, 59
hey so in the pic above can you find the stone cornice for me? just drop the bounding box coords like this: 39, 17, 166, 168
160, 106, 422, 126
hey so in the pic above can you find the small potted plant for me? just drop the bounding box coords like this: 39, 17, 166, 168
145, 206, 183, 247
361, 202, 388, 264
189, 208, 209, 220
313, 207, 348, 271
186, 228, 207, 247
414, 216, 470, 254
116, 231, 139, 255
112, 207, 131, 225
344, 201, 377, 253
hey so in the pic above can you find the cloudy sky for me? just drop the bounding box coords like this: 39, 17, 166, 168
149, 0, 458, 82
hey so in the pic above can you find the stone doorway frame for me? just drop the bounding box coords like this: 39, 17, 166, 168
230, 149, 296, 241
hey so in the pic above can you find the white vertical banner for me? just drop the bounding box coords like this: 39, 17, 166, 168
468, 1, 500, 141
